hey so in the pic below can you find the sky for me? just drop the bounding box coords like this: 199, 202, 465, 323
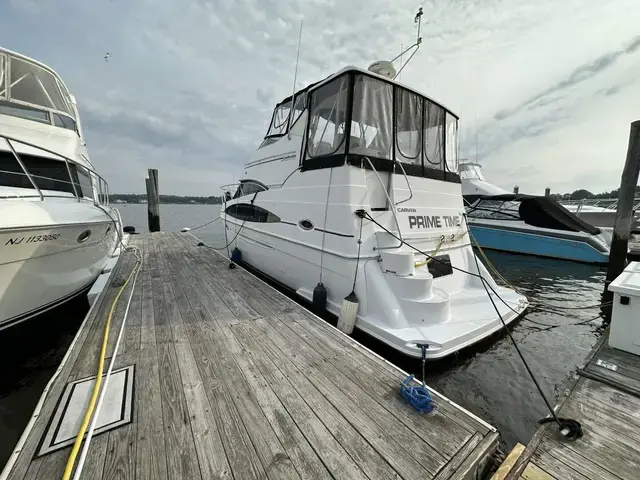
1, 0, 639, 196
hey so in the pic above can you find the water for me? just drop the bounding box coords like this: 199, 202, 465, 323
0, 204, 606, 465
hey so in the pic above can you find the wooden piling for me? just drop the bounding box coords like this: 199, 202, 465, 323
146, 169, 160, 232
606, 120, 640, 287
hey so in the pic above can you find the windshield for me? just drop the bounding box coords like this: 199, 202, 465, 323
7, 56, 72, 114
0, 53, 77, 130
459, 164, 485, 180
264, 92, 307, 139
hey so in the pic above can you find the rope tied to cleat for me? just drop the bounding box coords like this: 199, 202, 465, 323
400, 344, 435, 414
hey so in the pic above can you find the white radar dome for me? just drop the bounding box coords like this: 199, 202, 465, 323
367, 61, 396, 79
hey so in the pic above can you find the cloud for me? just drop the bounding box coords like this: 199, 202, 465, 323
1, 0, 640, 196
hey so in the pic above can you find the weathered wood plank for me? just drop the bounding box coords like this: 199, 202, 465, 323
134, 236, 169, 480
148, 235, 202, 480
491, 443, 525, 480
239, 317, 432, 479
449, 432, 499, 480
70, 251, 136, 379
157, 236, 301, 480
186, 241, 481, 447
185, 238, 489, 437
193, 256, 445, 475
535, 438, 621, 480
433, 433, 483, 480
520, 462, 555, 480
160, 238, 268, 480
162, 243, 336, 480
231, 322, 400, 480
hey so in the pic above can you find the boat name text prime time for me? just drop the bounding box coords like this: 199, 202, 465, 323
408, 215, 461, 229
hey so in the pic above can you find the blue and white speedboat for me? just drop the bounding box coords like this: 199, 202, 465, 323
460, 163, 610, 264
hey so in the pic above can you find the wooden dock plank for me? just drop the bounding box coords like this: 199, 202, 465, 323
102, 265, 144, 480
3, 232, 499, 480
134, 236, 169, 480
162, 242, 337, 480
148, 235, 202, 480
158, 234, 294, 480
506, 330, 640, 480
183, 235, 490, 438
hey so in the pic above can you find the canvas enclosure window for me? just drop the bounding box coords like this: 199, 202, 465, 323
424, 100, 444, 170
395, 88, 422, 166
306, 75, 349, 158
349, 74, 393, 160
445, 112, 458, 172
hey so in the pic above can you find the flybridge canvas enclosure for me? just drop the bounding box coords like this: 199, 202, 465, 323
257, 67, 460, 184
468, 195, 602, 234
301, 71, 459, 182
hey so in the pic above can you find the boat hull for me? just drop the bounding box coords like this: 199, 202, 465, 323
0, 215, 118, 330
468, 222, 609, 264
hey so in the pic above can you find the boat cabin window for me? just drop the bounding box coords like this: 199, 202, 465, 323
301, 71, 459, 183
0, 53, 78, 132
0, 150, 89, 197
225, 203, 280, 223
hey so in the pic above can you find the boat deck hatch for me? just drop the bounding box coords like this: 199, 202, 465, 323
37, 365, 134, 456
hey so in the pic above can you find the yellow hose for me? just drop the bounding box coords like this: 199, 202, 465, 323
62, 261, 139, 480
414, 238, 444, 267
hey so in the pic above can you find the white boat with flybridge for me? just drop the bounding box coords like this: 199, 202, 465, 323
218, 11, 527, 359
0, 47, 120, 330
459, 162, 611, 264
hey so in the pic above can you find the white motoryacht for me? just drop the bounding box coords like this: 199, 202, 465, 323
220, 55, 527, 358
0, 47, 119, 329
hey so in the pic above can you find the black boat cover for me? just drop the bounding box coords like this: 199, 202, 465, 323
471, 194, 601, 235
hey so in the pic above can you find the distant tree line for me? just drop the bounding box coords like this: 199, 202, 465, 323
549, 186, 640, 201
111, 193, 223, 204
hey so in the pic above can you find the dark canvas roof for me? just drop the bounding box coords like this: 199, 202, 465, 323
471, 195, 601, 235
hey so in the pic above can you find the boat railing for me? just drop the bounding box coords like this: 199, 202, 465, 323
394, 161, 413, 205
363, 157, 403, 250
0, 132, 110, 206
561, 197, 640, 214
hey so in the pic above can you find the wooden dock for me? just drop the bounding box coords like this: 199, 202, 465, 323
2, 232, 499, 480
503, 331, 640, 479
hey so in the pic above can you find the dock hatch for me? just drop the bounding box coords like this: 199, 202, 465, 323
37, 365, 134, 456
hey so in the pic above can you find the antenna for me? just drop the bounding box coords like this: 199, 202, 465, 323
390, 7, 424, 80
287, 20, 303, 140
